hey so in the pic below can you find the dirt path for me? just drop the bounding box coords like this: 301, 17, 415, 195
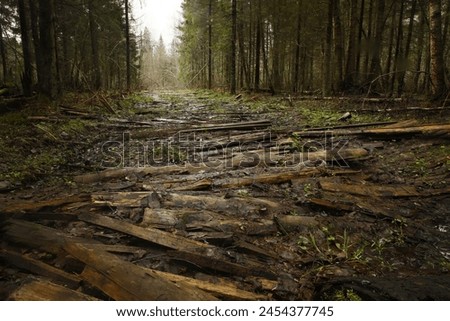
1, 90, 449, 300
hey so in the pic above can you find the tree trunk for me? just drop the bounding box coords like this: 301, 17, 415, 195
397, 0, 417, 96
38, 0, 58, 99
323, 0, 333, 96
429, 0, 447, 99
208, 0, 213, 89
332, 0, 344, 90
292, 0, 302, 93
391, 0, 405, 95
0, 21, 7, 84
369, 0, 386, 83
125, 0, 131, 91
254, 1, 261, 91
88, 0, 102, 90
18, 0, 34, 96
343, 0, 359, 90
230, 0, 237, 94
413, 7, 426, 93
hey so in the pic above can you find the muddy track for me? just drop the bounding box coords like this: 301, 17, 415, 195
1, 91, 449, 301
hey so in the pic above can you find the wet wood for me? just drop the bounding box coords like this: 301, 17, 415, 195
319, 181, 420, 198
274, 215, 319, 233
295, 123, 450, 138
0, 248, 81, 289
78, 212, 270, 278
2, 219, 101, 254
142, 207, 277, 236
65, 243, 217, 301
91, 192, 280, 215
1, 195, 89, 213
178, 120, 272, 133
9, 279, 98, 301
147, 269, 268, 300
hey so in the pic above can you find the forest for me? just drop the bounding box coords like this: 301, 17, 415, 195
0, 0, 450, 303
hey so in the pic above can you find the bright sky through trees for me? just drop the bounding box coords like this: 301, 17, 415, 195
132, 0, 183, 45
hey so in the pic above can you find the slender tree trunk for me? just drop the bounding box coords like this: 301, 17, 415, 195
333, 0, 344, 90
38, 0, 58, 99
356, 0, 365, 77
0, 21, 7, 84
429, 0, 447, 99
414, 7, 426, 93
125, 0, 131, 91
88, 0, 101, 90
230, 0, 237, 94
323, 0, 333, 96
208, 0, 213, 89
369, 0, 386, 82
363, 0, 374, 77
292, 0, 302, 93
398, 0, 417, 96
254, 2, 261, 91
343, 0, 359, 89
18, 0, 33, 96
391, 0, 404, 95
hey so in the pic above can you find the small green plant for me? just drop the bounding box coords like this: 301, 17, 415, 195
331, 288, 362, 301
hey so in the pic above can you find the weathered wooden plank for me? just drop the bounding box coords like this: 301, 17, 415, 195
319, 181, 420, 198
1, 195, 89, 214
0, 249, 81, 289
64, 243, 217, 301
78, 213, 271, 278
147, 269, 268, 301
2, 219, 101, 254
9, 280, 98, 301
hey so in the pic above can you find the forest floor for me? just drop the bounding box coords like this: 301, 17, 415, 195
0, 90, 449, 301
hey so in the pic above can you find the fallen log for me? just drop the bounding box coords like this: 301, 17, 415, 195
9, 280, 98, 301
1, 195, 89, 214
91, 192, 280, 216
142, 208, 277, 236
78, 213, 273, 278
0, 248, 81, 289
147, 268, 268, 300
294, 123, 450, 138
319, 181, 420, 198
178, 120, 272, 133
65, 243, 217, 301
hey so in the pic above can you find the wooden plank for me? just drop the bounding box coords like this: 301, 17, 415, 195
0, 249, 81, 289
64, 243, 217, 301
319, 181, 420, 198
178, 120, 272, 133
147, 269, 268, 301
78, 213, 272, 278
1, 195, 89, 214
2, 219, 102, 254
9, 280, 98, 301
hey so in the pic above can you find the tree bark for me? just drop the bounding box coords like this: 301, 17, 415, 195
0, 21, 7, 84
88, 0, 102, 90
332, 0, 344, 90
230, 0, 237, 94
369, 0, 386, 83
429, 0, 447, 99
38, 0, 58, 99
18, 0, 33, 96
343, 0, 359, 90
323, 0, 333, 96
208, 0, 213, 89
125, 0, 131, 91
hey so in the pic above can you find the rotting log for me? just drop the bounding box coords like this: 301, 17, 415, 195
9, 279, 98, 301
1, 195, 89, 214
78, 213, 274, 278
1, 219, 102, 254
294, 123, 450, 138
142, 207, 277, 236
319, 181, 420, 198
91, 192, 280, 216
0, 248, 81, 289
64, 243, 217, 301
146, 268, 268, 301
